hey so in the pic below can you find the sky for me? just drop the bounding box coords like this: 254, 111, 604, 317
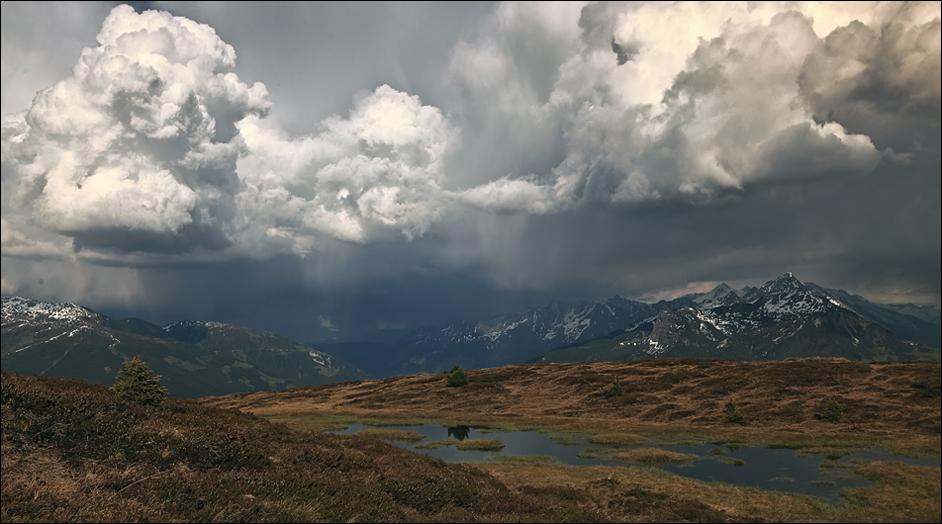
2, 1, 940, 343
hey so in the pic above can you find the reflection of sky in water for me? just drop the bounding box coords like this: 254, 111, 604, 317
332, 424, 942, 502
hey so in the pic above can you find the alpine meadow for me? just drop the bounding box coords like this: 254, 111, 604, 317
2, 2, 940, 522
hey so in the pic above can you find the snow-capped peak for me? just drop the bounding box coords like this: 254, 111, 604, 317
760, 272, 806, 296
693, 283, 739, 309
1, 295, 99, 324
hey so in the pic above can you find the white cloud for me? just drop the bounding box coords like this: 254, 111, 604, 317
318, 315, 338, 331
2, 5, 271, 258
447, 1, 904, 207
2, 2, 937, 265
235, 84, 457, 247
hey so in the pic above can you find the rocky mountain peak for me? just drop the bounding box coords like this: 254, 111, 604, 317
693, 283, 740, 309
2, 295, 100, 325
761, 272, 804, 296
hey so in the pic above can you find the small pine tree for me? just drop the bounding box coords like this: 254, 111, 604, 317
111, 356, 168, 406
724, 398, 746, 425
604, 380, 625, 399
446, 364, 469, 388
814, 397, 844, 422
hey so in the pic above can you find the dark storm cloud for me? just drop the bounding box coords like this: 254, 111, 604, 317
154, 1, 497, 135
798, 4, 941, 153
2, 2, 940, 339
70, 222, 233, 255
440, 155, 940, 303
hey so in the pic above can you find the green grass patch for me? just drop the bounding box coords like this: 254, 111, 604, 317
709, 455, 745, 466
578, 447, 696, 465
355, 428, 426, 442
414, 438, 458, 450
455, 438, 505, 451
796, 446, 853, 459
317, 365, 339, 377
162, 355, 205, 371
257, 371, 285, 389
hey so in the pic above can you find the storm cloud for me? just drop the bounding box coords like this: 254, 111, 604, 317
2, 2, 939, 339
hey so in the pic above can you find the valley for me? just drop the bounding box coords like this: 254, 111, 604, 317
3, 274, 940, 521
1, 296, 370, 398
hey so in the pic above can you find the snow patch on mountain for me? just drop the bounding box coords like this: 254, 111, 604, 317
2, 296, 99, 325
162, 319, 207, 331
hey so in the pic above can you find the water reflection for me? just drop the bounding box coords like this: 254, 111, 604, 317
331, 423, 941, 502
447, 425, 471, 441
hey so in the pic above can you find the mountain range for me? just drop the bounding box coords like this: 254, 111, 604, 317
1, 296, 369, 398
540, 273, 939, 364
3, 273, 939, 393
318, 273, 940, 376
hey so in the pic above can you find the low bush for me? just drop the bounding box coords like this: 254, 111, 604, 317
604, 380, 625, 399
723, 399, 746, 425
814, 397, 845, 422
446, 365, 469, 388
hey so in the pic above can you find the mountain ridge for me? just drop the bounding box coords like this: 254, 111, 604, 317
5, 273, 939, 384
537, 274, 939, 364
1, 296, 370, 397
316, 273, 939, 376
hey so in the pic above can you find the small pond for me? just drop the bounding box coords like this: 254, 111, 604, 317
331, 423, 941, 502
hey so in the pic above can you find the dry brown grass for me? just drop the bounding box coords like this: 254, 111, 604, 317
2, 371, 600, 523
5, 361, 940, 523
844, 461, 942, 521
200, 358, 942, 455
455, 439, 505, 452
473, 457, 942, 523
474, 461, 829, 522
587, 433, 647, 446
613, 448, 696, 464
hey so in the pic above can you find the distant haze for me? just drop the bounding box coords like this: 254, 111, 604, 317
2, 2, 939, 343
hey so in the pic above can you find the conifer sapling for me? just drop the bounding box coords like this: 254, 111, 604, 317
111, 356, 168, 406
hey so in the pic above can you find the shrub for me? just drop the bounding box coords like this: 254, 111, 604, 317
111, 356, 168, 406
723, 399, 746, 425
604, 380, 625, 398
814, 397, 844, 422
446, 364, 469, 387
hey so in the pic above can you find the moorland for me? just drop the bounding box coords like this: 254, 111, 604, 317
3, 357, 940, 522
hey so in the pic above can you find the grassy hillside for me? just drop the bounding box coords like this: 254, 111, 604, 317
204, 358, 942, 453
1, 371, 597, 522
3, 358, 940, 522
